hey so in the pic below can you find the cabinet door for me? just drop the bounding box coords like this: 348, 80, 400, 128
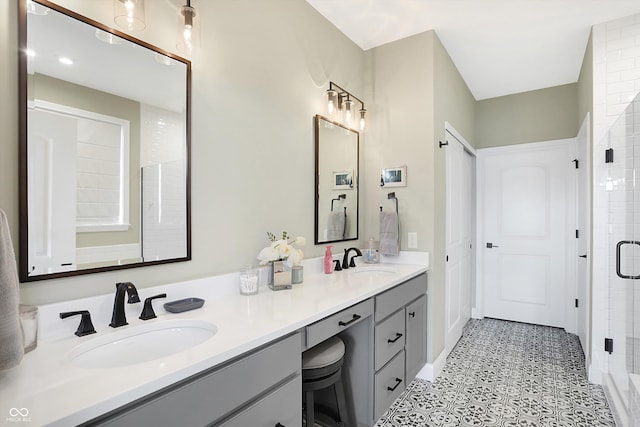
405, 295, 427, 381
218, 375, 301, 427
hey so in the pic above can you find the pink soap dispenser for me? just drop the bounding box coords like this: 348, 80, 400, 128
324, 245, 334, 274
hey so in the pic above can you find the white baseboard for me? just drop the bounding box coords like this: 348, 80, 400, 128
415, 349, 446, 382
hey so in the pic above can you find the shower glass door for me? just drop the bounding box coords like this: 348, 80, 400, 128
608, 93, 640, 411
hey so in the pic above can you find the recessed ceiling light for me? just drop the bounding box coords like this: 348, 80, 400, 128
26, 0, 49, 15
25, 49, 36, 57
154, 53, 173, 66
58, 57, 73, 65
95, 29, 123, 45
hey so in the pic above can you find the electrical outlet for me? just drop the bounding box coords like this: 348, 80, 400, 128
407, 232, 418, 249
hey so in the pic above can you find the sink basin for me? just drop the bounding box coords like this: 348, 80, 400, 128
350, 267, 397, 276
67, 319, 217, 369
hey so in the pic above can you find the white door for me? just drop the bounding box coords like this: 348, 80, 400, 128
576, 115, 590, 359
27, 109, 77, 276
445, 133, 473, 356
480, 140, 574, 328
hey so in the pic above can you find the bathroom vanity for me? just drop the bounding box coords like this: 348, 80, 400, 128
0, 255, 428, 427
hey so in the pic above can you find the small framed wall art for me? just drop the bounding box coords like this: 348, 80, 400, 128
333, 170, 354, 190
380, 166, 407, 187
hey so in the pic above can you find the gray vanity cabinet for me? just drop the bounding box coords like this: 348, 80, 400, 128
373, 273, 427, 420
85, 333, 301, 427
405, 294, 428, 381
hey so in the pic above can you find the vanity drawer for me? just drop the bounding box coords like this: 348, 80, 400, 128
374, 350, 405, 421
218, 375, 301, 427
375, 309, 405, 371
375, 273, 427, 322
90, 333, 301, 427
306, 298, 373, 349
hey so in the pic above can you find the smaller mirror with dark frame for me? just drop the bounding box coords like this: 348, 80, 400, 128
314, 115, 359, 244
19, 0, 191, 281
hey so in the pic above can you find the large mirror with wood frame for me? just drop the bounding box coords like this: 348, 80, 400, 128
19, 0, 191, 281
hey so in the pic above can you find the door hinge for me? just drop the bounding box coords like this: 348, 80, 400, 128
575, 229, 579, 239
572, 159, 579, 169
605, 148, 614, 163
605, 338, 613, 354
575, 298, 579, 308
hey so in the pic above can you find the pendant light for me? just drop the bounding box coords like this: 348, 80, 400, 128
177, 0, 201, 55
343, 98, 355, 128
326, 89, 338, 121
113, 0, 146, 31
325, 82, 366, 132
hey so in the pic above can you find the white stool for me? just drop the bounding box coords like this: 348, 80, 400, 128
302, 336, 349, 426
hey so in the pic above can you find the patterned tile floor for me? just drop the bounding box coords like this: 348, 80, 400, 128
375, 318, 616, 426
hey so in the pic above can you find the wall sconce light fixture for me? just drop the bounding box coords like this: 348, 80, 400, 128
326, 81, 366, 131
113, 0, 146, 31
177, 0, 201, 55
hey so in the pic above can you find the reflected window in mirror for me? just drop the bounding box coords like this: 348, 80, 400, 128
314, 115, 359, 244
19, 0, 191, 281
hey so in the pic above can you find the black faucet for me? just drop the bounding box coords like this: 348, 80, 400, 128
110, 282, 140, 328
342, 247, 362, 269
139, 293, 167, 320
59, 310, 96, 337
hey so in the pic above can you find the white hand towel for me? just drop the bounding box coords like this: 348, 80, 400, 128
380, 211, 399, 256
0, 209, 24, 370
327, 211, 345, 241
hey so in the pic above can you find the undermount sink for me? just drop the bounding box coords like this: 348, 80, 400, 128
350, 267, 397, 276
67, 319, 217, 369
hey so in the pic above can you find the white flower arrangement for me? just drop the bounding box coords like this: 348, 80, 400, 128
257, 231, 306, 267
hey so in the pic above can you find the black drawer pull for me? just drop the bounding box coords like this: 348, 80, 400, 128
387, 377, 402, 392
387, 332, 403, 343
409, 311, 416, 318
339, 314, 361, 327
275, 423, 285, 427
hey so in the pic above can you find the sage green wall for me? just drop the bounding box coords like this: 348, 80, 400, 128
3, 0, 365, 304
475, 83, 579, 148
363, 31, 475, 364
578, 32, 593, 132
32, 73, 141, 250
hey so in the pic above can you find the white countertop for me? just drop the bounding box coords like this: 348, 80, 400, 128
0, 253, 428, 426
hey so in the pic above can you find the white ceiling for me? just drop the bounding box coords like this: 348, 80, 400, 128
305, 0, 640, 100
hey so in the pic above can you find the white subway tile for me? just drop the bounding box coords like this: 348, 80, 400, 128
608, 37, 636, 52
620, 45, 640, 59
607, 15, 637, 30
608, 79, 636, 94
607, 28, 622, 42
608, 57, 636, 72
